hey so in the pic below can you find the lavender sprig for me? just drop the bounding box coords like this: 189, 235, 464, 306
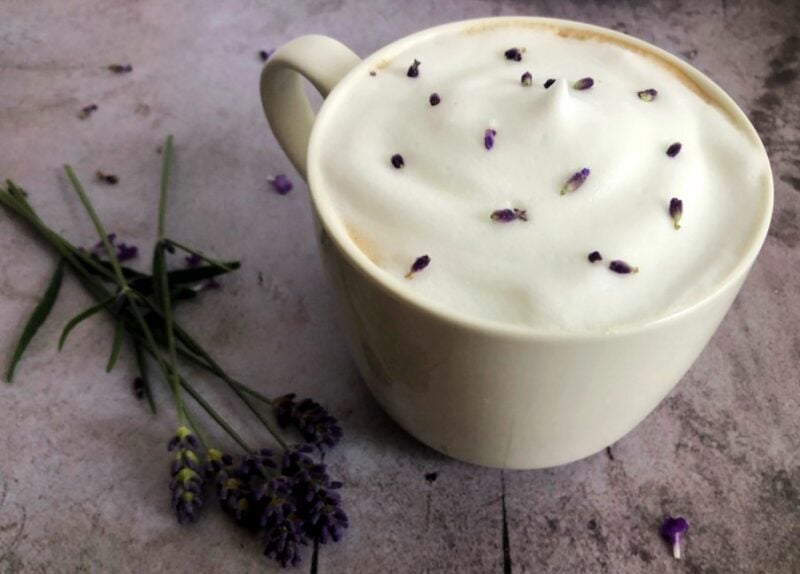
661, 516, 689, 559
168, 426, 205, 524
560, 168, 590, 195
274, 394, 343, 452
669, 198, 683, 229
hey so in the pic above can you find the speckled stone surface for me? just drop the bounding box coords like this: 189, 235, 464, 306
0, 1, 798, 573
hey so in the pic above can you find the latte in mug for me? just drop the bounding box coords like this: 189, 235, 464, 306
312, 22, 771, 332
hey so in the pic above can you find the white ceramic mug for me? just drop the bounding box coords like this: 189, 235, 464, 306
260, 17, 772, 469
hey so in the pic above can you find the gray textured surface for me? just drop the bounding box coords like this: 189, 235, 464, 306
0, 1, 798, 572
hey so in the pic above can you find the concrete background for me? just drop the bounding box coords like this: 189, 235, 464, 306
0, 1, 798, 572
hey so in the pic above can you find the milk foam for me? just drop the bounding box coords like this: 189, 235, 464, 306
313, 23, 770, 331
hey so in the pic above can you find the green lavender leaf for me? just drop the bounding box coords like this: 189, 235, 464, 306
5, 259, 65, 382
106, 318, 124, 372
58, 294, 117, 350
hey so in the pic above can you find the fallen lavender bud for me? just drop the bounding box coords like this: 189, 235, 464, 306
669, 197, 683, 229
560, 168, 590, 195
429, 92, 441, 106
521, 71, 532, 86
490, 208, 527, 222
609, 260, 639, 274
666, 142, 682, 157
637, 88, 658, 101
661, 516, 689, 559
588, 251, 602, 263
407, 59, 421, 78
573, 77, 594, 90
78, 104, 98, 119
95, 171, 119, 185
391, 153, 405, 169
504, 47, 523, 61
544, 79, 556, 89
405, 255, 430, 278
269, 174, 293, 195
484, 128, 497, 151
108, 64, 133, 74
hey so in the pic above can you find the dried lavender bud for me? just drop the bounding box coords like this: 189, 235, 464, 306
96, 171, 119, 185
573, 77, 595, 90
490, 208, 527, 222
185, 253, 202, 268
78, 104, 98, 119
168, 426, 204, 524
609, 260, 639, 274
521, 71, 532, 86
669, 197, 683, 229
407, 59, 421, 78
115, 242, 138, 262
544, 78, 556, 89
405, 255, 430, 278
268, 174, 293, 195
273, 393, 343, 452
258, 49, 273, 62
637, 88, 658, 101
429, 92, 441, 106
588, 251, 602, 263
132, 376, 145, 399
661, 516, 689, 559
666, 142, 682, 157
484, 128, 497, 151
391, 153, 405, 169
108, 64, 133, 74
504, 47, 523, 62
560, 168, 590, 195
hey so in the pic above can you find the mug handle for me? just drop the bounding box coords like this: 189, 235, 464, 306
260, 36, 361, 179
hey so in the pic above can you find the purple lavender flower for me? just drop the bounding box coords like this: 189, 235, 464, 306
405, 255, 430, 278
544, 78, 556, 89
609, 260, 639, 274
490, 208, 528, 222
204, 448, 233, 479
560, 168, 591, 195
666, 142, 682, 157
269, 174, 293, 195
115, 242, 138, 262
282, 447, 349, 545
185, 253, 202, 268
273, 394, 343, 452
638, 88, 658, 101
573, 77, 594, 90
391, 153, 405, 169
521, 71, 532, 86
588, 251, 602, 263
407, 59, 421, 78
504, 47, 523, 62
660, 516, 689, 559
429, 93, 441, 106
168, 426, 204, 524
484, 128, 497, 151
263, 513, 308, 568
669, 198, 683, 229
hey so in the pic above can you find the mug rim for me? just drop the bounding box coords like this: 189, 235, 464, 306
306, 16, 774, 341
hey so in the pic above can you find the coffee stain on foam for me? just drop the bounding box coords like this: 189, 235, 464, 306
461, 20, 744, 129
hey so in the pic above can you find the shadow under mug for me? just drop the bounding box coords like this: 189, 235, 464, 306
259, 17, 773, 469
